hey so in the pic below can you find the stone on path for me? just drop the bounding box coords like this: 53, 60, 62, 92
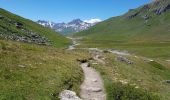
59, 90, 81, 100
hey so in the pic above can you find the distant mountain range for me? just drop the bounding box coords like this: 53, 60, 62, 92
37, 19, 101, 35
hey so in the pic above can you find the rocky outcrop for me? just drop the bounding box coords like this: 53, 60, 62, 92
153, 4, 170, 15
126, 0, 170, 21
0, 15, 4, 19
142, 5, 150, 11
116, 56, 133, 64
0, 30, 51, 45
127, 12, 140, 19
59, 90, 81, 100
0, 16, 51, 45
15, 22, 23, 29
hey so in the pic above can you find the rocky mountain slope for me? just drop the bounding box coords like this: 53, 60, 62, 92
37, 19, 101, 35
74, 0, 170, 44
0, 8, 70, 47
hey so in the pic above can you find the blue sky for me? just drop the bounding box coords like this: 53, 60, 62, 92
0, 0, 151, 22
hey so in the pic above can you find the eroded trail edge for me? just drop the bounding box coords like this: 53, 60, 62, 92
80, 63, 106, 100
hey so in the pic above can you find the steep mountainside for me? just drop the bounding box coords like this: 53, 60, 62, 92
75, 0, 170, 44
0, 8, 70, 47
37, 19, 101, 35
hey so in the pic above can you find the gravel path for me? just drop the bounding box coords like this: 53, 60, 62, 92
80, 63, 106, 100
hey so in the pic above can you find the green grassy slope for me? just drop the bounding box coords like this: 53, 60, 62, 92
71, 1, 170, 99
0, 39, 90, 100
0, 8, 70, 48
75, 0, 170, 42
74, 0, 170, 58
90, 52, 170, 100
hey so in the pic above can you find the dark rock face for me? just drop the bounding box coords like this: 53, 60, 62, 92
154, 4, 170, 15
15, 22, 23, 29
129, 9, 135, 12
116, 56, 133, 64
142, 5, 150, 11
77, 59, 88, 63
0, 15, 4, 19
127, 12, 140, 19
126, 0, 170, 20
68, 19, 83, 25
164, 80, 170, 84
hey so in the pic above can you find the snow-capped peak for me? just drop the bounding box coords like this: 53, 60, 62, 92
37, 18, 102, 35
37, 20, 55, 28
84, 19, 102, 24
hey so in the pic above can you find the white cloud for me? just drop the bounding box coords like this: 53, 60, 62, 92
84, 18, 102, 24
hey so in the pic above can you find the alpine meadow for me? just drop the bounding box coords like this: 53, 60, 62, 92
0, 0, 170, 100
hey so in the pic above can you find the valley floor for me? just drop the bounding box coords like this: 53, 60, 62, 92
0, 37, 170, 100
70, 37, 170, 100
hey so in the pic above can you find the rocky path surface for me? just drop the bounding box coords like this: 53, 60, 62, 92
80, 63, 106, 100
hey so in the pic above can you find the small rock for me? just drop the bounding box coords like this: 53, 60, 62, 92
164, 80, 170, 84
92, 79, 98, 82
166, 60, 170, 62
87, 87, 102, 92
59, 90, 81, 100
92, 62, 98, 65
18, 65, 26, 68
135, 86, 139, 89
15, 22, 23, 29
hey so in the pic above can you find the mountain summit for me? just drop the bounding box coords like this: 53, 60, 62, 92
37, 19, 101, 35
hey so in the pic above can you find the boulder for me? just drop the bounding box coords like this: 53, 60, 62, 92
77, 59, 88, 63
143, 15, 149, 20
165, 80, 170, 84
59, 90, 81, 100
15, 22, 23, 29
0, 15, 4, 19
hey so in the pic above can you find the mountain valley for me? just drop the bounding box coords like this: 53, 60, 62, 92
0, 0, 170, 100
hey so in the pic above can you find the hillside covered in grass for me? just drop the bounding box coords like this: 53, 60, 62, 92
0, 8, 70, 48
0, 39, 91, 100
74, 0, 170, 56
0, 8, 88, 99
